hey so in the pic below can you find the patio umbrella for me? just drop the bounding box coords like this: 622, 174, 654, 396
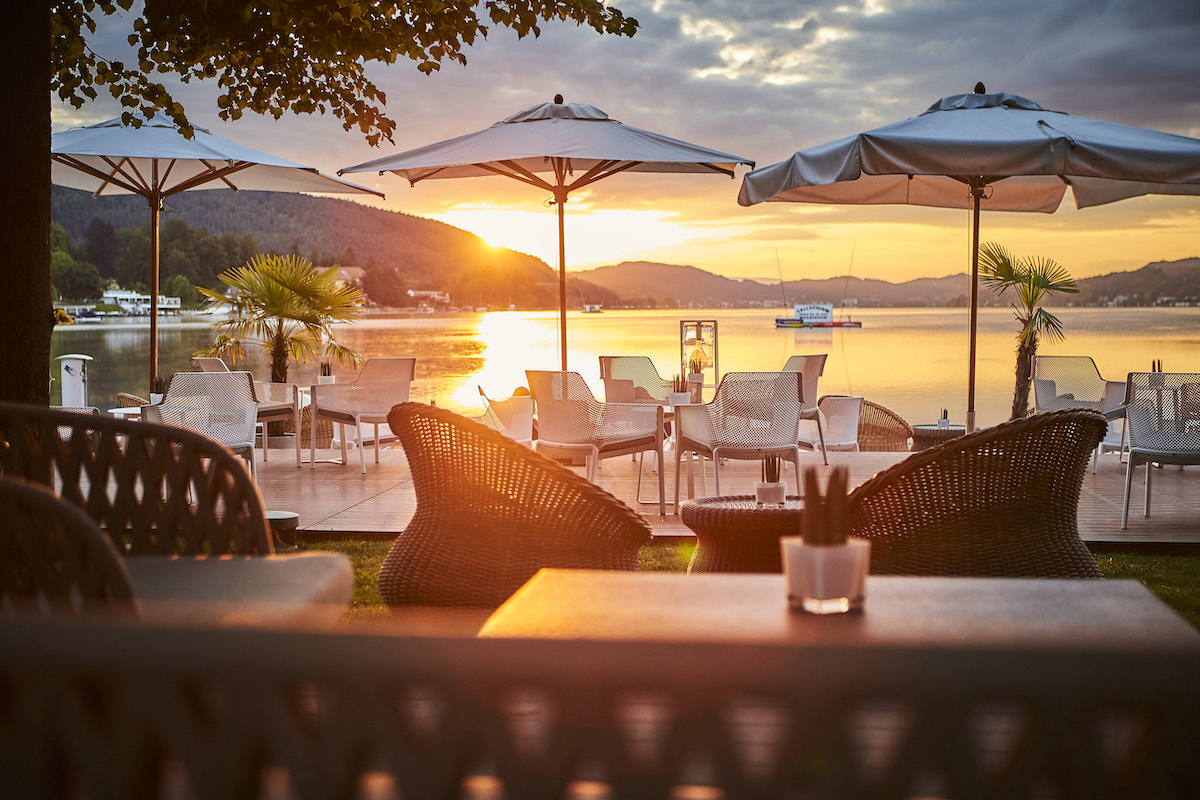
51, 113, 383, 390
739, 85, 1200, 431
341, 95, 753, 370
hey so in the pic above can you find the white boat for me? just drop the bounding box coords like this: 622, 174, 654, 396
582, 304, 603, 313
775, 303, 861, 328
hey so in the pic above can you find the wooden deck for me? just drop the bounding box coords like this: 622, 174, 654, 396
256, 444, 1199, 553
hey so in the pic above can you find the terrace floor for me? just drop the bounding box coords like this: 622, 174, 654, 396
256, 438, 1199, 553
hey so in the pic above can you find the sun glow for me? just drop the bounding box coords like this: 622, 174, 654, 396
431, 206, 697, 269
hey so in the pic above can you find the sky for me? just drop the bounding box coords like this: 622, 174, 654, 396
52, 0, 1200, 283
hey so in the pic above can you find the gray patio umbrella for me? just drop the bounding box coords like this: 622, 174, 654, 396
739, 85, 1200, 431
342, 96, 753, 370
51, 113, 383, 390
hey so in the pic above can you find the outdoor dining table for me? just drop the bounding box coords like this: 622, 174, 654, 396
480, 569, 1199, 651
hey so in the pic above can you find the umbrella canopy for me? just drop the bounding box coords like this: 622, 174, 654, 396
52, 113, 382, 389
739, 86, 1200, 430
342, 96, 753, 370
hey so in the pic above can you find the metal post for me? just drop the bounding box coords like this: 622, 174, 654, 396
555, 186, 568, 371
966, 180, 983, 433
149, 187, 161, 393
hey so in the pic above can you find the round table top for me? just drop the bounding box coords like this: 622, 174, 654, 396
913, 423, 967, 432
682, 495, 804, 512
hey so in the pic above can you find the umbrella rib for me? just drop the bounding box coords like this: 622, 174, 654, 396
163, 161, 256, 196
567, 160, 639, 191
51, 154, 149, 197
481, 161, 557, 193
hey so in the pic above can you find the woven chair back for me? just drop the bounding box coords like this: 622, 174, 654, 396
848, 409, 1106, 578
1124, 372, 1200, 461
526, 371, 602, 446
154, 371, 258, 451
599, 356, 672, 403
707, 372, 804, 449
380, 403, 651, 607
0, 476, 138, 618
782, 354, 827, 410
0, 403, 273, 556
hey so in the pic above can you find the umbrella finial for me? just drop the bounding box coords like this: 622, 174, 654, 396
974, 82, 986, 94
554, 94, 564, 104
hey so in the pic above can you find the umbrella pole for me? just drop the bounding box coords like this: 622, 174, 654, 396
966, 180, 984, 433
555, 187, 568, 371
149, 189, 161, 394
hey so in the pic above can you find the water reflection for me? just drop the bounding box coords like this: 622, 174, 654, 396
52, 307, 1199, 430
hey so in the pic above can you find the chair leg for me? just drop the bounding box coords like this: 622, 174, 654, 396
261, 422, 269, 463
374, 423, 381, 464
294, 409, 302, 467
310, 410, 317, 469
340, 423, 349, 466
711, 448, 722, 496
1143, 462, 1152, 518
656, 441, 665, 515
1121, 456, 1136, 529
814, 414, 828, 466
674, 448, 683, 514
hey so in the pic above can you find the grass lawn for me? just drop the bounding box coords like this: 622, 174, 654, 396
306, 539, 1200, 630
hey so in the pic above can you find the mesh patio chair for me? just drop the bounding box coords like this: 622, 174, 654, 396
253, 380, 302, 466
192, 357, 231, 372
1121, 372, 1200, 529
799, 396, 863, 452
478, 386, 534, 445
143, 371, 259, 478
847, 409, 1107, 578
309, 357, 416, 473
599, 355, 673, 403
0, 476, 138, 618
822, 395, 914, 451
783, 354, 829, 464
379, 402, 652, 608
0, 403, 274, 555
673, 371, 804, 513
1033, 355, 1127, 471
527, 370, 666, 514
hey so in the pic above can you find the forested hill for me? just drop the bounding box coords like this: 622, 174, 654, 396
50, 186, 622, 309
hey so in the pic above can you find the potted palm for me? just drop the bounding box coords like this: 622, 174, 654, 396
194, 254, 364, 384
755, 455, 786, 506
979, 243, 1078, 419
780, 466, 869, 614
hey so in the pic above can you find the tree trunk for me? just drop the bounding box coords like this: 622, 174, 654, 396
1011, 335, 1037, 419
270, 326, 289, 383
0, 7, 52, 405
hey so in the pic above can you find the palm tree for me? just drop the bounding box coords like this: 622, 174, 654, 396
195, 254, 363, 383
979, 243, 1078, 420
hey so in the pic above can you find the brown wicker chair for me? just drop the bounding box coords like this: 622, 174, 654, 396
0, 403, 273, 556
848, 409, 1106, 578
117, 392, 149, 408
821, 394, 914, 451
380, 402, 652, 608
0, 476, 138, 617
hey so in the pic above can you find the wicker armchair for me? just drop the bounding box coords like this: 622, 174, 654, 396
117, 392, 149, 408
143, 371, 259, 478
674, 372, 804, 512
0, 403, 273, 556
0, 476, 138, 617
379, 403, 652, 608
821, 395, 914, 451
527, 370, 665, 514
783, 354, 829, 464
1122, 372, 1200, 529
599, 355, 673, 403
847, 409, 1106, 578
310, 357, 416, 473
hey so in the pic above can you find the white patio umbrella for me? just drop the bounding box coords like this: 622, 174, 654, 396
739, 85, 1200, 431
341, 95, 753, 370
52, 113, 383, 390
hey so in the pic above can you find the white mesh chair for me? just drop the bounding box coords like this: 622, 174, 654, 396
309, 357, 416, 473
478, 386, 534, 445
799, 396, 863, 453
253, 381, 302, 466
599, 356, 673, 403
783, 354, 829, 464
143, 371, 259, 478
1033, 355, 1127, 472
673, 371, 804, 512
527, 370, 665, 515
192, 357, 231, 372
1121, 372, 1200, 529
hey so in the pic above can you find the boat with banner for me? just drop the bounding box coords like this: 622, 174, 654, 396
775, 303, 862, 328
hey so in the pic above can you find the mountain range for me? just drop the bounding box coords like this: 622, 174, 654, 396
51, 187, 1198, 307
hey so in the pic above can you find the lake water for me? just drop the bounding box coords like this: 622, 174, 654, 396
51, 306, 1200, 429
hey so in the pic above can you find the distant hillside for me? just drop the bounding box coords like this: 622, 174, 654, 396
1050, 258, 1200, 306
578, 261, 974, 307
